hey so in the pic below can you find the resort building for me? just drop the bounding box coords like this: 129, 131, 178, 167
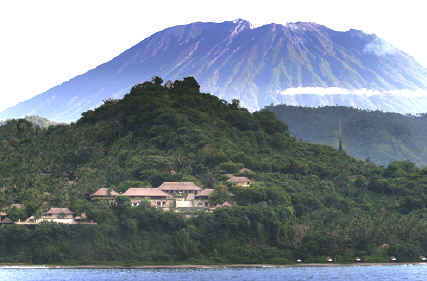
74, 212, 88, 222
7, 203, 24, 210
194, 189, 214, 208
210, 201, 233, 211
20, 216, 37, 224
174, 188, 214, 209
90, 188, 120, 205
120, 188, 172, 209
158, 182, 202, 195
87, 182, 235, 217
0, 204, 24, 224
227, 176, 251, 187
0, 217, 13, 224
41, 208, 74, 224
5, 180, 234, 224
16, 210, 94, 225
195, 188, 214, 199
89, 182, 226, 214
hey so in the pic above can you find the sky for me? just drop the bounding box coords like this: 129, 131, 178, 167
1, 0, 427, 112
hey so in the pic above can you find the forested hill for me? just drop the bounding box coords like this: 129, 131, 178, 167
0, 78, 426, 264
1, 76, 357, 208
0, 115, 57, 128
266, 105, 427, 167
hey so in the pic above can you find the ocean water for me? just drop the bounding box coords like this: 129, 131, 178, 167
0, 265, 426, 281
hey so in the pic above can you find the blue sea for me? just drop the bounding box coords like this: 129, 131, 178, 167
0, 265, 426, 281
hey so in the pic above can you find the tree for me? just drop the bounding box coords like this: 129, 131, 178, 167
152, 76, 163, 86
182, 76, 200, 90
230, 99, 240, 110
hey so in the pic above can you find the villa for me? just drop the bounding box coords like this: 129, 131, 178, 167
120, 188, 173, 208
90, 188, 120, 205
227, 176, 251, 187
87, 181, 233, 216
194, 188, 214, 207
41, 207, 74, 224
5, 181, 231, 225
159, 182, 202, 195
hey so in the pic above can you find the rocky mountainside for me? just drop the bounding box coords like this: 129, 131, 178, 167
2, 19, 427, 122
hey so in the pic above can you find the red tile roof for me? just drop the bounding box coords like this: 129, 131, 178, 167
158, 182, 202, 191
45, 207, 73, 215
239, 168, 254, 174
9, 203, 24, 209
90, 188, 119, 197
211, 201, 233, 210
227, 176, 251, 184
196, 189, 215, 198
121, 188, 172, 198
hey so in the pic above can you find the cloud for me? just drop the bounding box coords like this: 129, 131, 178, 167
363, 37, 398, 56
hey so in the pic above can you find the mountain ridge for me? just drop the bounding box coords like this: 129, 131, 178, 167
2, 19, 427, 122
266, 104, 427, 166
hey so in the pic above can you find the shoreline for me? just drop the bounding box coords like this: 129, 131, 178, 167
1, 263, 426, 269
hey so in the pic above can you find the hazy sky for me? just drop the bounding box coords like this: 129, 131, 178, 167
1, 0, 426, 111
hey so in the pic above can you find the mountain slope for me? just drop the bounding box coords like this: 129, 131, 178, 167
0, 115, 57, 128
1, 19, 427, 122
267, 104, 427, 166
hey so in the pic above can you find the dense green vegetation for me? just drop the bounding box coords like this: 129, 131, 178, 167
0, 78, 426, 265
266, 105, 427, 167
0, 115, 58, 129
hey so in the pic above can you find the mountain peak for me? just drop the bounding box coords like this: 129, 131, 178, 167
1, 19, 426, 122
284, 21, 326, 31
232, 18, 253, 29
